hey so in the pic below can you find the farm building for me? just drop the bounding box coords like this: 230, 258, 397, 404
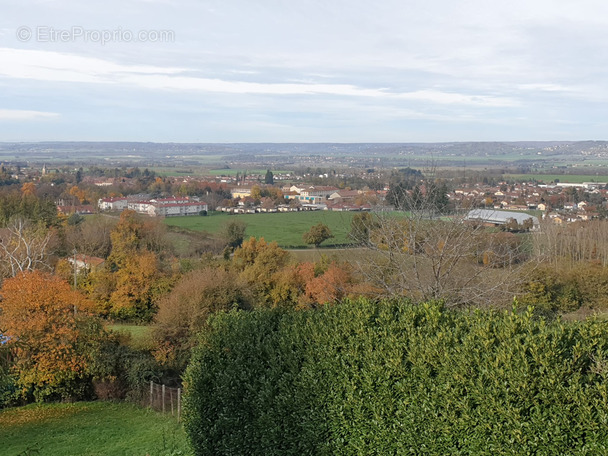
465, 209, 540, 230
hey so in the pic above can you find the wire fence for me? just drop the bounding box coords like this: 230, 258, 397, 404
149, 381, 182, 421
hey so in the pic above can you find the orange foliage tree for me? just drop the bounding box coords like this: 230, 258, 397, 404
20, 182, 36, 197
0, 271, 106, 401
297, 261, 359, 307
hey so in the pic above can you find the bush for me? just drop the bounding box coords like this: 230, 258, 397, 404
89, 334, 164, 402
184, 299, 608, 455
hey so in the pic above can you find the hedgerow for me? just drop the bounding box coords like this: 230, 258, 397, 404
183, 299, 608, 455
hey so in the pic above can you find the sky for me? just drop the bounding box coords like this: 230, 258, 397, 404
1, 0, 608, 142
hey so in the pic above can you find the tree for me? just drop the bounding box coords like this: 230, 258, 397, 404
153, 267, 251, 371
20, 182, 36, 197
221, 219, 247, 249
348, 212, 376, 245
303, 223, 333, 248
250, 185, 262, 201
0, 271, 105, 401
0, 218, 52, 278
351, 187, 526, 306
85, 210, 166, 321
64, 215, 115, 259
265, 170, 274, 185
301, 261, 356, 306
108, 210, 143, 268
108, 251, 164, 321
232, 237, 291, 306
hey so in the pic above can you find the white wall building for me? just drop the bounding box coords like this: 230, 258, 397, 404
98, 197, 128, 211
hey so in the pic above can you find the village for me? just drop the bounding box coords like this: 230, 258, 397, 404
89, 171, 608, 227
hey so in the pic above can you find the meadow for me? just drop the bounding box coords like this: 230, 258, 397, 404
506, 173, 608, 183
206, 168, 292, 176
164, 211, 357, 248
0, 402, 191, 456
108, 324, 155, 350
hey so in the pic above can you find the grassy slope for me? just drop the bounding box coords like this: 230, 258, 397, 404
107, 324, 154, 351
0, 401, 191, 456
163, 211, 356, 248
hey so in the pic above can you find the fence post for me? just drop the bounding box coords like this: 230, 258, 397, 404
162, 384, 166, 413
149, 381, 153, 408
170, 388, 174, 416
177, 388, 181, 422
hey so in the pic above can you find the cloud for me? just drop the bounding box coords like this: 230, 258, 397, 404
0, 47, 516, 107
0, 109, 60, 121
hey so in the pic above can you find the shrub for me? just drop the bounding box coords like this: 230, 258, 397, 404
184, 299, 608, 455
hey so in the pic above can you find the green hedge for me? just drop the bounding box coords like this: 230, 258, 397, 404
183, 299, 608, 455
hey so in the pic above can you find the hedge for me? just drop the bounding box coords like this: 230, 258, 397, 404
183, 299, 608, 455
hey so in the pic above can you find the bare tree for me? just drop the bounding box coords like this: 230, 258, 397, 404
532, 219, 608, 268
0, 219, 52, 277
65, 215, 116, 258
352, 178, 528, 307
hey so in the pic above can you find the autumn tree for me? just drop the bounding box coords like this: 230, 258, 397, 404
153, 267, 251, 371
86, 210, 166, 321
299, 261, 357, 307
232, 237, 291, 306
266, 264, 307, 308
20, 182, 36, 197
303, 223, 333, 248
250, 185, 262, 201
108, 251, 165, 321
0, 271, 106, 401
107, 210, 144, 268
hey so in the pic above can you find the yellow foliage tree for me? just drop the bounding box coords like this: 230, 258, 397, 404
233, 237, 290, 305
20, 182, 36, 197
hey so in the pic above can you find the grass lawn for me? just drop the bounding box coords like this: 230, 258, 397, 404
0, 401, 191, 456
107, 324, 154, 351
163, 211, 357, 248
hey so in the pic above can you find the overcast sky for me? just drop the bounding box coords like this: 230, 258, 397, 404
1, 0, 608, 142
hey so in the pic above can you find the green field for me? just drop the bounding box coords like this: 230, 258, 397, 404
506, 173, 608, 183
163, 211, 356, 248
207, 168, 292, 176
149, 166, 203, 177
107, 324, 154, 350
0, 401, 191, 456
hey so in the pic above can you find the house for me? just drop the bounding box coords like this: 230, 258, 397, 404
231, 188, 252, 199
67, 254, 105, 273
296, 186, 339, 204
57, 205, 94, 215
98, 197, 128, 211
